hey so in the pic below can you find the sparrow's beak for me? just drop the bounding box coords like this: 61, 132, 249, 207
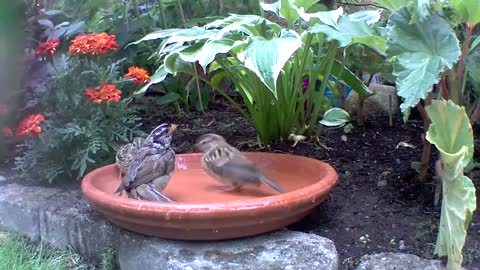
169, 124, 178, 133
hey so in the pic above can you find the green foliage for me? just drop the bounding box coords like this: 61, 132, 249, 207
132, 1, 384, 144
385, 7, 461, 119
319, 107, 351, 127
425, 100, 476, 270
14, 57, 144, 183
0, 233, 93, 270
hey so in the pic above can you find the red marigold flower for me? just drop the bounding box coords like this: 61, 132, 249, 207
16, 114, 45, 137
68, 34, 93, 55
0, 103, 8, 114
124, 66, 151, 84
69, 32, 119, 57
35, 38, 60, 57
84, 83, 122, 104
91, 32, 119, 56
2, 127, 13, 137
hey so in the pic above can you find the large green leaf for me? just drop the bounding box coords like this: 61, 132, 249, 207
297, 7, 343, 27
309, 14, 386, 51
178, 39, 242, 71
261, 0, 320, 25
237, 30, 302, 97
373, 0, 408, 11
330, 60, 373, 97
134, 65, 168, 95
129, 27, 219, 48
425, 100, 476, 270
412, 0, 433, 22
348, 10, 382, 25
386, 7, 461, 115
205, 14, 282, 36
449, 0, 480, 25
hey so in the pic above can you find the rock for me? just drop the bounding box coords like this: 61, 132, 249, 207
0, 183, 121, 262
0, 179, 339, 270
346, 84, 399, 118
118, 230, 338, 270
355, 253, 468, 270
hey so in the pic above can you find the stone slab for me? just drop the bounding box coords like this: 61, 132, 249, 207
0, 178, 339, 270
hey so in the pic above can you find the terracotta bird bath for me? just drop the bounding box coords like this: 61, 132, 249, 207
81, 152, 338, 240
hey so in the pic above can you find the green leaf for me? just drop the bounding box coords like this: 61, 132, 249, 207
298, 7, 343, 27
280, 0, 299, 25
129, 28, 184, 45
425, 100, 476, 270
319, 108, 351, 126
373, 0, 408, 11
178, 39, 240, 71
466, 51, 480, 82
386, 7, 461, 114
130, 27, 219, 48
237, 30, 302, 98
469, 35, 480, 53
309, 14, 386, 50
330, 60, 373, 97
411, 0, 433, 22
449, 0, 480, 25
348, 10, 382, 25
134, 65, 168, 95
156, 92, 180, 106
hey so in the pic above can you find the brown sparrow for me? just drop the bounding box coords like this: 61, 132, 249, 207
113, 137, 145, 195
195, 133, 285, 193
118, 123, 177, 202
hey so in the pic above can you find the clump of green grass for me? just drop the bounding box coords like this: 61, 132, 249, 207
0, 232, 96, 270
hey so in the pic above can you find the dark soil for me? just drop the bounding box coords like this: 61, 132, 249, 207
141, 100, 480, 270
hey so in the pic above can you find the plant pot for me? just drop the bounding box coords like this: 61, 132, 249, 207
81, 152, 338, 240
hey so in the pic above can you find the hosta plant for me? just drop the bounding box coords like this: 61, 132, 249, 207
129, 0, 388, 145
376, 0, 479, 268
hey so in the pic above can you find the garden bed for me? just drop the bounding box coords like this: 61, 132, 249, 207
141, 100, 480, 269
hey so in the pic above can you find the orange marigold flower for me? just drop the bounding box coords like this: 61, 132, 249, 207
0, 103, 8, 114
35, 38, 60, 57
124, 66, 151, 84
16, 114, 45, 137
68, 34, 93, 55
2, 127, 13, 137
91, 32, 119, 56
84, 83, 122, 104
69, 32, 119, 57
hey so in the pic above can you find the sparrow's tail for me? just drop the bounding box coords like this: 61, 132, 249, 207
145, 184, 175, 202
260, 176, 285, 193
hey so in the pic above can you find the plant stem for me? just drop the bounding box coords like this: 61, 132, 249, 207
454, 23, 474, 105
174, 101, 182, 116
307, 42, 338, 134
157, 0, 168, 29
470, 103, 480, 126
193, 63, 205, 113
176, 0, 187, 27
440, 75, 449, 99
417, 92, 433, 182
456, 23, 474, 82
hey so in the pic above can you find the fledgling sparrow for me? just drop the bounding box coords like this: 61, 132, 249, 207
195, 133, 285, 193
119, 123, 177, 202
112, 137, 145, 196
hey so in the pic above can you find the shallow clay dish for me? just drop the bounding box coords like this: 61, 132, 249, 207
81, 152, 337, 240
